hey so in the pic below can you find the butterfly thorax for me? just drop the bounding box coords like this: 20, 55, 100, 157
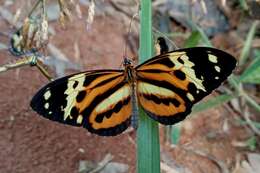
123, 57, 136, 83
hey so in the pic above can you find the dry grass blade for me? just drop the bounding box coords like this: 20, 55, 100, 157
239, 21, 259, 65
181, 146, 230, 173
89, 153, 114, 173
86, 0, 95, 30
0, 6, 18, 26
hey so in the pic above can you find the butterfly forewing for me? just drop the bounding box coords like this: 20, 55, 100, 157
136, 47, 237, 124
31, 70, 132, 136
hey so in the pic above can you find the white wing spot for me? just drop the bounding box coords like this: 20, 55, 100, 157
48, 111, 52, 115
44, 90, 51, 100
215, 66, 221, 72
215, 76, 219, 80
187, 93, 195, 101
208, 54, 218, 63
44, 103, 49, 109
77, 114, 83, 124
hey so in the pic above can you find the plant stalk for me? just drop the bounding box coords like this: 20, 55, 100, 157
137, 1, 160, 173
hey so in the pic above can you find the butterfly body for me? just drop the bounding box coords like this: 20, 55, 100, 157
123, 57, 139, 129
31, 47, 237, 136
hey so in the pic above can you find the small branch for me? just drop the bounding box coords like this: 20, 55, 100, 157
0, 55, 53, 81
36, 61, 53, 81
0, 56, 37, 72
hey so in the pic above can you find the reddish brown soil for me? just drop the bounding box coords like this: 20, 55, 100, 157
0, 14, 253, 173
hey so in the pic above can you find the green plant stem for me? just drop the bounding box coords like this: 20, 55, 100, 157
242, 93, 260, 112
192, 94, 236, 114
137, 1, 160, 173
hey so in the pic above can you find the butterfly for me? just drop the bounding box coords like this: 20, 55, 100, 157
30, 46, 237, 136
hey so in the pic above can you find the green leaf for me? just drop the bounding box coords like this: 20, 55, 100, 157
239, 56, 260, 84
239, 21, 259, 65
238, 0, 249, 11
192, 94, 235, 114
184, 31, 201, 48
137, 1, 160, 173
246, 136, 257, 151
187, 22, 212, 47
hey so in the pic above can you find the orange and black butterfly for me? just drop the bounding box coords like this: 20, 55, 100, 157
31, 41, 237, 136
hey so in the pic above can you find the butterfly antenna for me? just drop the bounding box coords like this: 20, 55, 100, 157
123, 13, 138, 60
152, 28, 179, 50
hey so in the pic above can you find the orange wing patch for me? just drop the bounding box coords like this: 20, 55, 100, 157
137, 80, 192, 125
137, 82, 187, 113
88, 84, 131, 130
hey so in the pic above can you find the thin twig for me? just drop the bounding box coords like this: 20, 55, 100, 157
36, 61, 53, 81
89, 153, 114, 173
109, 0, 179, 49
28, 0, 43, 17
42, 0, 46, 16
243, 107, 260, 136
152, 28, 179, 49
0, 56, 37, 72
229, 75, 260, 112
179, 146, 230, 173
0, 55, 53, 81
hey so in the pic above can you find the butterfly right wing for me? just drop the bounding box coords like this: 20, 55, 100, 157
31, 70, 132, 136
136, 47, 236, 125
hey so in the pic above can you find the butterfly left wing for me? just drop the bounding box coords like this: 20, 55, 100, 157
136, 47, 237, 125
31, 70, 132, 136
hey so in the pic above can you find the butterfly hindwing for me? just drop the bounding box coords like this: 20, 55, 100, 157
31, 70, 131, 136
136, 47, 237, 124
